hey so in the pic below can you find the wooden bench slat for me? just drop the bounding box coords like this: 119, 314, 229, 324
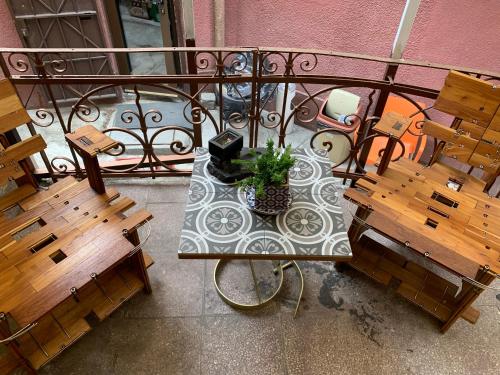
0, 184, 36, 211
19, 176, 78, 211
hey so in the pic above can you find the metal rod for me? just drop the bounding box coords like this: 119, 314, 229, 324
433, 285, 449, 313
248, 260, 262, 304
253, 52, 263, 147
5, 76, 442, 99
29, 332, 49, 358
213, 259, 284, 310
15, 11, 96, 20
358, 63, 399, 171
248, 50, 259, 148
116, 269, 132, 291
186, 38, 203, 146
50, 313, 70, 339
217, 50, 224, 131
90, 273, 113, 303
415, 252, 432, 300
70, 287, 80, 302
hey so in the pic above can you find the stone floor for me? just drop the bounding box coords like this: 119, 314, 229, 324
39, 180, 500, 375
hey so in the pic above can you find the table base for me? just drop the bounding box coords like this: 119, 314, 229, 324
213, 259, 304, 317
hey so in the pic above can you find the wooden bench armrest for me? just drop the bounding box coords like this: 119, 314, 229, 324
65, 125, 118, 158
373, 112, 412, 139
65, 125, 118, 194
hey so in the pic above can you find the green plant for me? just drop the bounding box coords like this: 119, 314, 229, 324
233, 139, 296, 198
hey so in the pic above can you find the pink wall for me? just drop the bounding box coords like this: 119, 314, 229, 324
406, 0, 500, 70
195, 0, 406, 81
190, 0, 500, 151
0, 0, 33, 101
399, 0, 500, 90
0, 0, 23, 79
193, 0, 500, 85
193, 0, 214, 47
0, 0, 21, 49
223, 0, 404, 53
1, 0, 499, 88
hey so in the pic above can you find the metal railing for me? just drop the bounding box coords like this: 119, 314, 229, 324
1, 47, 499, 182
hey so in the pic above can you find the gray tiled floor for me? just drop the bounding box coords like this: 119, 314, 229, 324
40, 181, 500, 375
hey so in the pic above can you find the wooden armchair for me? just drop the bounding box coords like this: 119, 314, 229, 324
0, 79, 153, 373
343, 71, 499, 332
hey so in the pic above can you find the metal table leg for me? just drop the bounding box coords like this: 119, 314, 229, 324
213, 259, 304, 317
275, 261, 304, 318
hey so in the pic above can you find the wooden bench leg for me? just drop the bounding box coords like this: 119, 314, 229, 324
135, 250, 152, 295
127, 230, 152, 295
347, 207, 370, 243
81, 154, 105, 194
344, 206, 371, 273
0, 315, 36, 374
440, 267, 495, 333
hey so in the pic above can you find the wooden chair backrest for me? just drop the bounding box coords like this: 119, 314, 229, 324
422, 71, 500, 182
0, 79, 46, 186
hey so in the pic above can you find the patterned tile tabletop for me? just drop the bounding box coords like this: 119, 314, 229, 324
178, 147, 352, 260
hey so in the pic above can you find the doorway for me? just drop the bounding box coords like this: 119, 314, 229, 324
7, 0, 118, 102
112, 0, 178, 75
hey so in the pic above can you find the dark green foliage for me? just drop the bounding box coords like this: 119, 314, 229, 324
233, 139, 296, 198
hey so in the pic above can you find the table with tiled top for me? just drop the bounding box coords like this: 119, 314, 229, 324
178, 147, 352, 313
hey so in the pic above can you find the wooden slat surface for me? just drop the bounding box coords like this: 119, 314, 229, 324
434, 70, 500, 126
488, 106, 500, 132
0, 184, 36, 211
482, 128, 500, 144
423, 120, 478, 162
1, 135, 46, 161
422, 72, 500, 183
0, 135, 47, 185
345, 159, 500, 277
0, 79, 32, 133
0, 176, 153, 328
468, 152, 500, 175
15, 262, 144, 370
0, 80, 154, 370
19, 176, 79, 211
345, 71, 499, 331
459, 121, 487, 139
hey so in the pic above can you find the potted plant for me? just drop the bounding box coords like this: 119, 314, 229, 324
233, 139, 296, 214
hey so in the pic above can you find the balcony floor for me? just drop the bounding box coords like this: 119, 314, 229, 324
40, 179, 499, 375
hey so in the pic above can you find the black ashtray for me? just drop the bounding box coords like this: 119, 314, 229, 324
208, 129, 243, 160
208, 130, 253, 183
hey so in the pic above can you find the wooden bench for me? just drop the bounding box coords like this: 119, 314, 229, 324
344, 71, 499, 332
0, 79, 153, 373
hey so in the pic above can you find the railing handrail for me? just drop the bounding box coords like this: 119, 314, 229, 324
1, 46, 499, 79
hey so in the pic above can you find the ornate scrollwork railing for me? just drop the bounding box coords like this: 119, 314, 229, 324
0, 47, 499, 182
